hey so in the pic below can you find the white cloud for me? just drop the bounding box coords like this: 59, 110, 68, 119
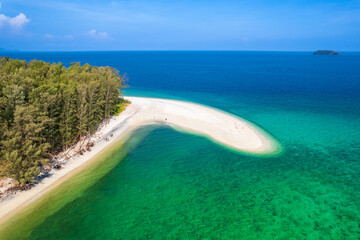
0, 14, 9, 27
45, 34, 53, 39
0, 13, 30, 29
8, 13, 29, 29
87, 29, 110, 40
88, 29, 96, 35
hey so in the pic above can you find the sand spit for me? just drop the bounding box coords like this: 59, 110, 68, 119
0, 97, 279, 223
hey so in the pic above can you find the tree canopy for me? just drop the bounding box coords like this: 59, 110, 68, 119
0, 57, 126, 185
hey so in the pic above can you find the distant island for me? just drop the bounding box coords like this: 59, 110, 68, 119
313, 50, 340, 55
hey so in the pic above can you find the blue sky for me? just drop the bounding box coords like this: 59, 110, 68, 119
0, 0, 359, 51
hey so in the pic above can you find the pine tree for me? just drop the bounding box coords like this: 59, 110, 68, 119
0, 57, 126, 185
1, 105, 50, 185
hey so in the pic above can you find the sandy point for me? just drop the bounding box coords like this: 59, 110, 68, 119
0, 96, 280, 224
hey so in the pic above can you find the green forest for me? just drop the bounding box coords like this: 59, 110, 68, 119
0, 57, 127, 186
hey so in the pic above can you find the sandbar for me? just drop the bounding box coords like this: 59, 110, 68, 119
0, 96, 279, 223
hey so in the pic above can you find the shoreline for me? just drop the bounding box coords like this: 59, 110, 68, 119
0, 96, 280, 225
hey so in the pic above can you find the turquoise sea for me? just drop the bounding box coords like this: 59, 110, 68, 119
1, 51, 360, 239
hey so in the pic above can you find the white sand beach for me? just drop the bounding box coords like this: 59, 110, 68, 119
0, 97, 278, 223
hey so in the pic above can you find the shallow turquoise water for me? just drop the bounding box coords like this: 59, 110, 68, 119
27, 90, 360, 239
1, 51, 359, 239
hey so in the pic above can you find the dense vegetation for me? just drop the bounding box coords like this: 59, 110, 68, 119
0, 57, 127, 185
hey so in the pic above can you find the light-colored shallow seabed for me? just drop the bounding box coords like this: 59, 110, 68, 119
0, 51, 358, 239
0, 128, 147, 239
4, 123, 359, 239
1, 89, 360, 239
0, 97, 282, 239
0, 97, 280, 222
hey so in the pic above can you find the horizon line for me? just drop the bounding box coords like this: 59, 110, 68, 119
1, 49, 360, 53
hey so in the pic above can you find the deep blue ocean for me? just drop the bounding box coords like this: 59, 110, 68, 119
1, 51, 360, 239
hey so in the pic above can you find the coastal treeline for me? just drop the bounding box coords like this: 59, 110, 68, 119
0, 57, 126, 185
